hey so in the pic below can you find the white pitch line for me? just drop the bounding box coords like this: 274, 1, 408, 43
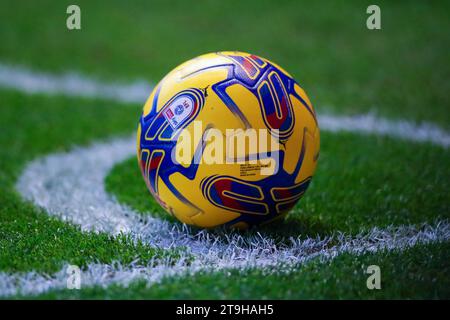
319, 113, 450, 148
15, 134, 330, 252
0, 63, 152, 104
4, 134, 448, 297
0, 62, 449, 296
1, 221, 448, 297
0, 62, 449, 148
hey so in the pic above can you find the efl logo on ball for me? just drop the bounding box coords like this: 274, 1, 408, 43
137, 51, 319, 229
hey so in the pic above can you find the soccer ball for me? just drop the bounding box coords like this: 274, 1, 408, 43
137, 52, 319, 229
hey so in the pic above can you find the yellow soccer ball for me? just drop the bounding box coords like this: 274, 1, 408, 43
137, 52, 319, 229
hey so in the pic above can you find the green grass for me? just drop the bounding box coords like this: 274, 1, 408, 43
0, 90, 182, 273
21, 242, 450, 299
0, 0, 449, 127
0, 0, 449, 299
107, 132, 450, 237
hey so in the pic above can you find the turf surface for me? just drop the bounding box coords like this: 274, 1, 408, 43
107, 133, 450, 237
0, 0, 449, 299
17, 242, 450, 299
0, 90, 182, 273
0, 0, 449, 127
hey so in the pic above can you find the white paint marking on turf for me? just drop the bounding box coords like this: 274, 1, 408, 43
2, 134, 447, 297
0, 63, 152, 104
319, 113, 450, 148
0, 62, 449, 148
0, 222, 448, 297
0, 63, 449, 296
